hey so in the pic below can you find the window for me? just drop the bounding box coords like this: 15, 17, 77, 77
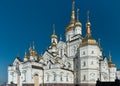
60, 72, 63, 81
66, 73, 69, 81
46, 73, 49, 81
91, 51, 94, 54
16, 62, 19, 70
10, 72, 14, 81
53, 72, 56, 81
60, 49, 62, 57
83, 75, 86, 81
23, 70, 26, 82
83, 51, 85, 55
83, 61, 86, 67
91, 61, 93, 65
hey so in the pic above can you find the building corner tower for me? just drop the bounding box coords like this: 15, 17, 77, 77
78, 11, 102, 86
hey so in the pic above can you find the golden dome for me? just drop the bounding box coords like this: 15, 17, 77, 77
24, 52, 28, 58
108, 52, 115, 68
51, 24, 58, 39
29, 46, 37, 56
86, 21, 91, 28
32, 50, 37, 56
66, 23, 75, 32
51, 34, 57, 39
75, 21, 82, 27
66, 1, 76, 32
29, 49, 33, 56
80, 37, 98, 47
108, 63, 116, 68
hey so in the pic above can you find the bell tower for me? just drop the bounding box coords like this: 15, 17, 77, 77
66, 1, 83, 57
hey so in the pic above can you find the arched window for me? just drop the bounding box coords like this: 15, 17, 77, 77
53, 72, 56, 81
66, 73, 69, 82
83, 51, 85, 55
83, 61, 86, 67
83, 75, 86, 81
91, 51, 94, 54
23, 70, 26, 82
16, 62, 19, 70
60, 49, 62, 57
60, 72, 63, 81
91, 61, 93, 65
46, 73, 49, 81
10, 72, 14, 82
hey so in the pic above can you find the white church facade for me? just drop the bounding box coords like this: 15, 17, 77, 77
8, 1, 120, 86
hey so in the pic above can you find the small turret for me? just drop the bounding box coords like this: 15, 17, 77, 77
74, 8, 82, 35
28, 42, 38, 61
108, 52, 115, 68
66, 0, 75, 33
51, 24, 58, 44
65, 0, 76, 41
24, 51, 28, 62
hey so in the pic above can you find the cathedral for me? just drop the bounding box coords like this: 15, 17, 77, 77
8, 1, 120, 86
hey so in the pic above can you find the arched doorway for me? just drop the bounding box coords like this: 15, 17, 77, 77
34, 74, 39, 86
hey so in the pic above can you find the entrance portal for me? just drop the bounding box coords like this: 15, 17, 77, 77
34, 74, 39, 86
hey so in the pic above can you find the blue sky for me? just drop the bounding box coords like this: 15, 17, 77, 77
0, 0, 120, 84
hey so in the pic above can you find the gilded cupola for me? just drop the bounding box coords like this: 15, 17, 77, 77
51, 25, 57, 39
29, 42, 38, 56
24, 51, 29, 62
80, 11, 98, 47
108, 52, 115, 68
24, 51, 27, 58
66, 0, 75, 32
51, 24, 58, 44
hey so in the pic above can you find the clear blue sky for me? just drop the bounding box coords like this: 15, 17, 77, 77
0, 0, 120, 84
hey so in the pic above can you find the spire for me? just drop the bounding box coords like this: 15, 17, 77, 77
87, 10, 90, 23
77, 8, 79, 21
29, 43, 32, 51
72, 0, 75, 11
25, 50, 27, 55
32, 41, 35, 50
98, 38, 101, 46
108, 51, 112, 63
75, 8, 82, 27
24, 50, 28, 62
24, 50, 27, 58
70, 0, 75, 24
53, 24, 55, 34
86, 10, 91, 38
51, 24, 57, 39
60, 34, 62, 41
51, 24, 58, 44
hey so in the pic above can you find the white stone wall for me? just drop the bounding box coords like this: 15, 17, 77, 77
57, 41, 66, 57
79, 45, 101, 84
67, 38, 82, 57
74, 26, 82, 35
100, 58, 109, 81
66, 30, 74, 41
117, 70, 120, 79
44, 69, 73, 84
109, 67, 116, 81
